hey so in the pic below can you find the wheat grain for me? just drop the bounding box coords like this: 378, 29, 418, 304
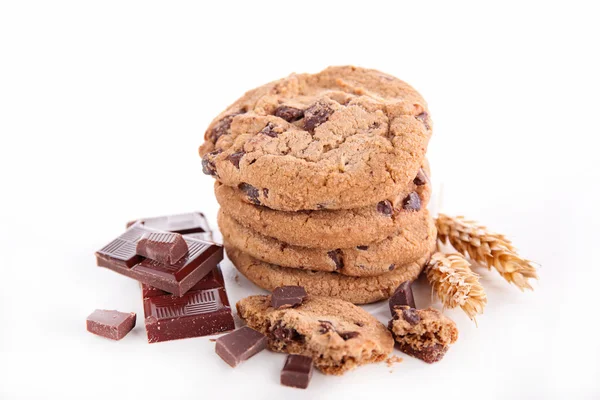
436, 214, 538, 290
426, 252, 487, 320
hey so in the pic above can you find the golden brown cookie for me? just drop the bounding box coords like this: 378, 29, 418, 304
237, 295, 393, 375
200, 66, 432, 211
225, 245, 434, 304
218, 209, 436, 277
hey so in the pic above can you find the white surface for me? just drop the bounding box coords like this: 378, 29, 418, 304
1, 1, 599, 399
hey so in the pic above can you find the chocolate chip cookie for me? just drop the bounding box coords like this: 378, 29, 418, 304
200, 66, 432, 211
214, 164, 430, 250
237, 294, 394, 375
219, 209, 436, 277
225, 245, 434, 304
388, 306, 458, 363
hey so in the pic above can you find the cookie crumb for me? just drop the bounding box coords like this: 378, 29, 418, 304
386, 355, 403, 367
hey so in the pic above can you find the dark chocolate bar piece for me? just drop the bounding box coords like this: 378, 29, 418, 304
127, 212, 210, 235
215, 326, 267, 367
96, 227, 223, 296
142, 266, 234, 343
281, 355, 313, 389
271, 286, 308, 309
389, 281, 416, 314
136, 232, 188, 264
86, 309, 136, 340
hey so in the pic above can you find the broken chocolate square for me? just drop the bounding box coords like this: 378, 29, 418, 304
271, 286, 308, 309
86, 309, 136, 341
281, 354, 313, 389
215, 326, 268, 367
389, 281, 416, 314
136, 232, 188, 264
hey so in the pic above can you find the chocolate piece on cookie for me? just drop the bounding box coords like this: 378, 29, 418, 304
271, 286, 308, 309
199, 66, 432, 211
218, 209, 437, 277
389, 281, 416, 313
225, 245, 434, 304
237, 295, 394, 375
388, 306, 458, 363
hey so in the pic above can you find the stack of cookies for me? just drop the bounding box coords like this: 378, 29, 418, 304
200, 66, 435, 304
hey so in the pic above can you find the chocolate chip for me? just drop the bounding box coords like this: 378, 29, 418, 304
356, 245, 369, 250
238, 183, 260, 205
274, 106, 305, 122
377, 200, 393, 216
413, 168, 429, 186
318, 320, 334, 334
415, 112, 430, 130
355, 322, 364, 327
402, 308, 421, 325
262, 188, 269, 198
270, 322, 303, 344
327, 249, 343, 270
304, 102, 334, 133
338, 331, 360, 341
260, 122, 279, 138
201, 150, 222, 177
402, 192, 421, 211
208, 110, 244, 143
227, 151, 245, 169
389, 264, 395, 271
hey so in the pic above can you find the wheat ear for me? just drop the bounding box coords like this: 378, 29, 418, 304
426, 252, 487, 320
435, 214, 538, 290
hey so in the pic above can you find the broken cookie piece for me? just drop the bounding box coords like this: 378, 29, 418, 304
388, 306, 458, 363
236, 295, 393, 375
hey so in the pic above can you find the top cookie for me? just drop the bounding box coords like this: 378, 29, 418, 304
200, 66, 432, 211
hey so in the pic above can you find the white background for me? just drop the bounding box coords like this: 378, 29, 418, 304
1, 1, 599, 399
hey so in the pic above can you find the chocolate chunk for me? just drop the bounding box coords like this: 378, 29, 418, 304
136, 232, 188, 264
227, 151, 245, 169
202, 154, 218, 177
377, 200, 393, 216
327, 249, 344, 270
260, 122, 279, 138
142, 266, 235, 342
208, 111, 244, 143
355, 321, 364, 327
398, 343, 447, 364
339, 331, 360, 340
402, 308, 421, 325
262, 188, 269, 198
415, 112, 430, 130
86, 309, 136, 341
304, 102, 334, 132
215, 326, 267, 367
127, 212, 211, 235
274, 105, 305, 122
281, 355, 313, 389
413, 168, 429, 186
271, 286, 308, 309
389, 264, 396, 271
357, 245, 369, 250
270, 322, 303, 343
96, 225, 224, 296
238, 182, 261, 205
402, 192, 421, 211
389, 281, 416, 313
318, 320, 334, 334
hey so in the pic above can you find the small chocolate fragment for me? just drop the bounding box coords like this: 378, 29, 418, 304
271, 286, 307, 309
127, 212, 211, 235
318, 320, 334, 334
281, 355, 313, 389
202, 155, 218, 177
402, 308, 421, 325
304, 102, 334, 132
208, 111, 244, 143
86, 309, 136, 341
260, 122, 279, 138
398, 343, 447, 364
327, 249, 344, 270
415, 112, 430, 130
274, 105, 305, 122
143, 266, 235, 343
215, 326, 267, 367
339, 331, 360, 340
389, 264, 396, 271
238, 183, 261, 205
136, 232, 188, 264
389, 281, 416, 313
356, 245, 369, 250
402, 192, 421, 211
413, 168, 429, 186
227, 151, 245, 169
377, 200, 393, 216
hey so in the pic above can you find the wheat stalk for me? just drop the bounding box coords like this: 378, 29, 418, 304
436, 214, 538, 291
426, 252, 487, 320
